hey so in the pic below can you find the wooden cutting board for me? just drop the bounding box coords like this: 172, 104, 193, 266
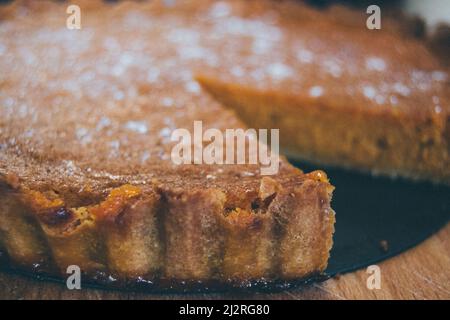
1, 222, 448, 300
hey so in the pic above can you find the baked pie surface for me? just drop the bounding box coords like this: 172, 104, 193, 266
196, 1, 450, 183
0, 0, 337, 289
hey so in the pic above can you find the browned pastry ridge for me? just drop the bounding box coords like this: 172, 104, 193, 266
0, 0, 336, 289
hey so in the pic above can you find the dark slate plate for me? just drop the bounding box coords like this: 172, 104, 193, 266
290, 161, 450, 277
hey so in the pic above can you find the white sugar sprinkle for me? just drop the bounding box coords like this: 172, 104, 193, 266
0, 43, 6, 56
167, 28, 199, 45
266, 63, 293, 80
431, 71, 447, 82
390, 95, 399, 106
140, 151, 151, 163
375, 95, 386, 105
178, 46, 210, 60
323, 59, 342, 78
296, 49, 314, 64
109, 140, 120, 150
76, 127, 89, 140
231, 65, 245, 77
250, 69, 264, 81
161, 97, 174, 107
147, 67, 160, 83
362, 86, 377, 100
119, 52, 134, 66
309, 86, 324, 98
209, 2, 231, 18
185, 81, 201, 94
113, 90, 125, 100
252, 38, 274, 54
96, 116, 111, 131
125, 121, 148, 134
365, 57, 386, 72
241, 171, 255, 177
159, 127, 172, 138
393, 82, 411, 97
432, 96, 440, 104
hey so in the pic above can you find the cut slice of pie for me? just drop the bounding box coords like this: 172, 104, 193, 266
0, 0, 335, 290
196, 1, 449, 183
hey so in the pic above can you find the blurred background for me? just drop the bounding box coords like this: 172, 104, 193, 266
306, 0, 450, 63
1, 0, 449, 28
307, 0, 450, 30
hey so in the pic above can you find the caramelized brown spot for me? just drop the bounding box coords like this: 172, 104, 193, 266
90, 184, 141, 220
305, 170, 329, 183
25, 189, 64, 211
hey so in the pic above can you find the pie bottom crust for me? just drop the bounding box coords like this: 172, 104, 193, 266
0, 176, 335, 291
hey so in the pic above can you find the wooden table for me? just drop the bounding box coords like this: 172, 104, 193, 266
0, 223, 449, 300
